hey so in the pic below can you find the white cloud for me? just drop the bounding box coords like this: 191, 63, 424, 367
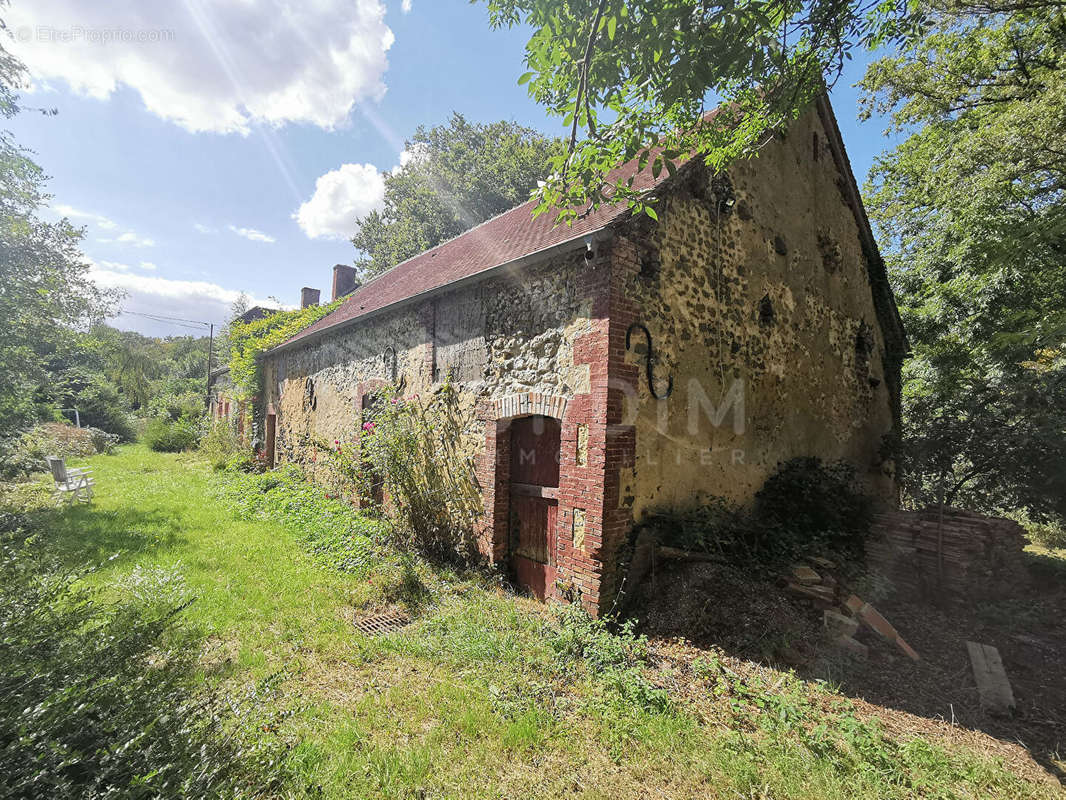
112, 231, 156, 247
193, 223, 218, 235
139, 261, 158, 271
295, 162, 386, 239
227, 224, 276, 244
51, 203, 118, 230
88, 262, 282, 335
8, 0, 394, 134
49, 202, 156, 247
402, 0, 412, 12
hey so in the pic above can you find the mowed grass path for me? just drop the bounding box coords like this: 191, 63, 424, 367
29, 446, 1061, 800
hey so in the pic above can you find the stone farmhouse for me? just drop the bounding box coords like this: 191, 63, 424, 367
257, 96, 907, 613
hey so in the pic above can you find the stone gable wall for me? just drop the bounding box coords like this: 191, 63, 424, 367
610, 111, 899, 535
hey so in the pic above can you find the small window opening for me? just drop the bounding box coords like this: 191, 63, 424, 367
759, 294, 775, 326
812, 132, 820, 162
855, 323, 874, 366
639, 253, 660, 282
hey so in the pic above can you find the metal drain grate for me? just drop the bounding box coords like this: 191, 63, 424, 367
353, 610, 410, 636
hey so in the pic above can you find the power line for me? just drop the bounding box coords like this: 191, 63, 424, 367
118, 309, 218, 327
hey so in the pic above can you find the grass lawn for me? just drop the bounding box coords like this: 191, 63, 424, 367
15, 444, 1062, 799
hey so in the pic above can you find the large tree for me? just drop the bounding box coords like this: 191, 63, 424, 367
0, 31, 115, 441
860, 2, 1066, 517
352, 113, 565, 275
481, 0, 910, 219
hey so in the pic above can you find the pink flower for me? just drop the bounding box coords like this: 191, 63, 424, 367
390, 398, 398, 405
334, 439, 339, 445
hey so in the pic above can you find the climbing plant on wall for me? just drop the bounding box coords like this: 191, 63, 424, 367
226, 301, 342, 400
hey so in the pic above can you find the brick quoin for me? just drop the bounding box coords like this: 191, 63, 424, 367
471, 242, 631, 615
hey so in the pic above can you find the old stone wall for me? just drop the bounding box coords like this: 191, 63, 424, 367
613, 111, 899, 526
263, 252, 595, 464
261, 248, 619, 608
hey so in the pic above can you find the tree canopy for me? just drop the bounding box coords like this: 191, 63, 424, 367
0, 32, 115, 440
861, 2, 1066, 517
351, 113, 565, 276
481, 0, 914, 219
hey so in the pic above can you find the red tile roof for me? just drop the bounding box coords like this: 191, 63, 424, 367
275, 151, 677, 350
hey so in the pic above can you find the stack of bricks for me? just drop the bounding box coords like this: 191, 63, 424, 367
866, 508, 1029, 604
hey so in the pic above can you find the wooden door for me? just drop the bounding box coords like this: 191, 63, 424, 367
264, 412, 277, 469
509, 415, 561, 599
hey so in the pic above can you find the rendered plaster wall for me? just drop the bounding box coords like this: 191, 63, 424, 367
614, 111, 899, 523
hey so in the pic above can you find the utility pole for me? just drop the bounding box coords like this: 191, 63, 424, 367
204, 322, 214, 411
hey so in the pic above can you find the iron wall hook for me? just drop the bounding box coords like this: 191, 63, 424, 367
625, 322, 674, 399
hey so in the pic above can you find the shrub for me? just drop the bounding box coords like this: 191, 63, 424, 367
85, 426, 121, 454
74, 379, 137, 441
22, 422, 98, 458
143, 416, 200, 452
0, 529, 282, 798
198, 419, 244, 469
354, 384, 483, 563
0, 423, 120, 480
754, 457, 873, 557
146, 392, 204, 424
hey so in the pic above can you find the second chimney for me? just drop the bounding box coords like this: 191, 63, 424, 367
300, 287, 321, 309
332, 264, 358, 301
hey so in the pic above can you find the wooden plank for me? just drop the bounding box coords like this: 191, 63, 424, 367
966, 641, 1015, 715
510, 482, 559, 499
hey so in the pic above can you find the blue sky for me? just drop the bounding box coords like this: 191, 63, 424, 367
6, 0, 898, 337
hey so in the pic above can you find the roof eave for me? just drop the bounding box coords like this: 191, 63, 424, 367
264, 227, 614, 358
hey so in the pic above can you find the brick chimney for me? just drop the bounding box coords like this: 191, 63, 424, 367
300, 287, 321, 309
332, 264, 358, 301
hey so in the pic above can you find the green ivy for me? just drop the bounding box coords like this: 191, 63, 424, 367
226, 301, 342, 399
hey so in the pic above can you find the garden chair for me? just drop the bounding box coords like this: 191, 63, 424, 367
47, 456, 94, 505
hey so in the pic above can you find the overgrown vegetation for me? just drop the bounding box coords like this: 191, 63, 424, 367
215, 463, 390, 574
226, 301, 341, 399
644, 457, 872, 565
7, 446, 1052, 799
197, 418, 245, 469
143, 416, 200, 453
353, 385, 483, 563
1, 423, 119, 480
0, 514, 282, 799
